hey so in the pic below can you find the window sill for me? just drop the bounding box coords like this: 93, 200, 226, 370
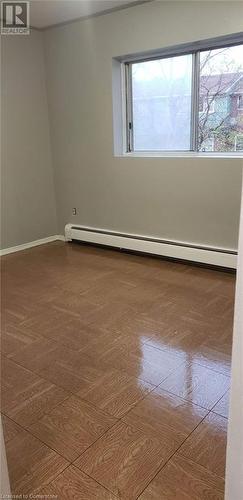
117, 151, 243, 159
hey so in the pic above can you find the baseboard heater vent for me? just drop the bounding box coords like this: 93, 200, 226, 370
65, 224, 237, 269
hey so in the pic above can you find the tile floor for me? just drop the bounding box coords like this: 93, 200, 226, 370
1, 241, 234, 499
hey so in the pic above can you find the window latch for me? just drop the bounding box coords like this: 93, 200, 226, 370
128, 122, 133, 152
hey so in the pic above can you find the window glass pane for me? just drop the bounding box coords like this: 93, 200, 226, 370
199, 45, 243, 152
131, 54, 192, 151
235, 134, 243, 151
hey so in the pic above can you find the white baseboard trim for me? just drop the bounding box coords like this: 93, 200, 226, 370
0, 235, 65, 256
65, 223, 237, 269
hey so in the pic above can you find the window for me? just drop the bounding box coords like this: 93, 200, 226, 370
199, 97, 215, 114
206, 99, 215, 114
238, 95, 243, 109
130, 55, 192, 151
123, 38, 243, 154
235, 135, 243, 151
201, 137, 215, 152
198, 46, 243, 152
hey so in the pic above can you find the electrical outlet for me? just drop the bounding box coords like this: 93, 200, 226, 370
72, 207, 77, 216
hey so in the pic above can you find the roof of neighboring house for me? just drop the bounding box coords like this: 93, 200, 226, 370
200, 72, 243, 95
132, 71, 243, 100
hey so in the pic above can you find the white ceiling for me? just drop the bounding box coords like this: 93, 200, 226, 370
30, 0, 148, 29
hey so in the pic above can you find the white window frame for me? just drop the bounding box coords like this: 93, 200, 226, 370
114, 32, 243, 157
238, 95, 243, 110
235, 134, 243, 151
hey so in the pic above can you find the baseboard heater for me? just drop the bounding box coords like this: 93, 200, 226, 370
65, 224, 237, 269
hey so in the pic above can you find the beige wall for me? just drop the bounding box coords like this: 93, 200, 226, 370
1, 30, 57, 250
44, 0, 243, 250
1, 2, 242, 251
